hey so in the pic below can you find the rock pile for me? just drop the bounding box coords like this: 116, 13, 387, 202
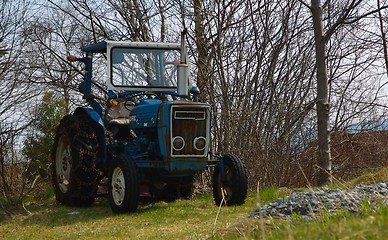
251, 181, 388, 218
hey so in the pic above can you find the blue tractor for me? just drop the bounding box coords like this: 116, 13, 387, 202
50, 32, 248, 213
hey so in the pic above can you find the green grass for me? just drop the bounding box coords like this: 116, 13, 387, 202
1, 168, 387, 239
220, 167, 388, 239
0, 194, 257, 240
256, 185, 291, 204
233, 204, 388, 240
3, 194, 386, 240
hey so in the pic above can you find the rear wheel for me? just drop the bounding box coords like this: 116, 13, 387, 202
213, 154, 248, 206
108, 155, 139, 213
50, 115, 99, 207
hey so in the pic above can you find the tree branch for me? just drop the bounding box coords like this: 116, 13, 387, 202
324, 1, 388, 42
323, 0, 363, 42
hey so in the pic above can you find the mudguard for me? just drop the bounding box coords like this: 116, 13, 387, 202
74, 107, 107, 168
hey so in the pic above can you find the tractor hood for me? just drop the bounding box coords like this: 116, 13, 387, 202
129, 99, 161, 129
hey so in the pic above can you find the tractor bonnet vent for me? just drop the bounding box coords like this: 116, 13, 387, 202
174, 111, 206, 120
170, 105, 210, 157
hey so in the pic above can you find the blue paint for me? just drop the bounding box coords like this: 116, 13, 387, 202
129, 99, 162, 129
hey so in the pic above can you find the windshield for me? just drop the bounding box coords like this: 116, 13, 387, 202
111, 47, 180, 89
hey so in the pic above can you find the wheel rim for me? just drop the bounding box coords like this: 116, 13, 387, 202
55, 136, 72, 193
217, 166, 233, 202
112, 167, 125, 206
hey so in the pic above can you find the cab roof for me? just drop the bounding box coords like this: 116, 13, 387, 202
82, 40, 181, 53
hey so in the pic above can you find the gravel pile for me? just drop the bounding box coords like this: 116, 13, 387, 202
250, 181, 388, 219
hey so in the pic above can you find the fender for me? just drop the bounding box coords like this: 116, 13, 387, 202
74, 107, 107, 169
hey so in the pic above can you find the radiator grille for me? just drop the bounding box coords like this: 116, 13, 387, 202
170, 106, 210, 157
174, 111, 206, 120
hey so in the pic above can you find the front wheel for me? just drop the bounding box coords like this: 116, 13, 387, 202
213, 154, 248, 206
108, 155, 139, 213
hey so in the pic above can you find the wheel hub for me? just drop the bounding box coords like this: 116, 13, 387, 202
218, 166, 233, 202
112, 167, 125, 206
56, 136, 72, 193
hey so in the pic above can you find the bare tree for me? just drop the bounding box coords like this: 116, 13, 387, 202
10, 0, 388, 190
0, 0, 44, 213
310, 0, 332, 184
307, 0, 388, 185
183, 0, 388, 186
378, 0, 388, 77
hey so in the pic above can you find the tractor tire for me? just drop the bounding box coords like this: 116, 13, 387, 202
213, 154, 248, 206
50, 115, 99, 207
108, 155, 139, 213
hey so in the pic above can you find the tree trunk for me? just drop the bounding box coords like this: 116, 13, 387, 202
193, 0, 209, 102
378, 0, 388, 78
311, 0, 332, 185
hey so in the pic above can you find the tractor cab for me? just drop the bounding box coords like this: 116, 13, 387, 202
107, 41, 189, 94
70, 39, 197, 128
73, 39, 192, 98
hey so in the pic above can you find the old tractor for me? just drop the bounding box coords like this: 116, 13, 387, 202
50, 32, 248, 213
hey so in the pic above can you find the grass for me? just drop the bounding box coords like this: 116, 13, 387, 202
221, 211, 387, 239
221, 167, 388, 239
0, 168, 387, 239
348, 167, 388, 186
236, 204, 388, 240
0, 193, 257, 240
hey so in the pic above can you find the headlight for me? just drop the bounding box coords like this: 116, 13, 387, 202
193, 137, 207, 151
172, 136, 185, 151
